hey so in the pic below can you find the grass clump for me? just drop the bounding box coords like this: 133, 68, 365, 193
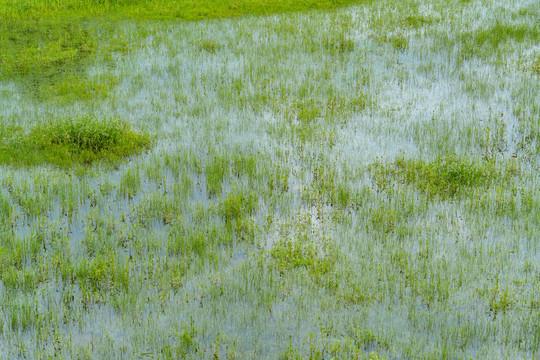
371, 154, 515, 199
0, 115, 152, 167
270, 238, 336, 276
218, 188, 258, 223
532, 56, 540, 75
519, 55, 540, 75
459, 22, 540, 61
267, 212, 337, 289
76, 251, 131, 301
206, 156, 229, 197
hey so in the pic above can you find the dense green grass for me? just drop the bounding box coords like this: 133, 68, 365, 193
370, 154, 519, 199
0, 0, 371, 109
0, 115, 152, 167
1, 0, 371, 20
0, 0, 369, 79
459, 21, 540, 61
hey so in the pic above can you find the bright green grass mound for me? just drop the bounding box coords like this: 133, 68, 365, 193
0, 116, 152, 167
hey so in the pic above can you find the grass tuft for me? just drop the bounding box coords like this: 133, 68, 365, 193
371, 154, 517, 199
459, 21, 540, 61
0, 115, 152, 167
270, 238, 336, 275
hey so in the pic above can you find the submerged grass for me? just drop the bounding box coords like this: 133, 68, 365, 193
0, 17, 134, 105
0, 115, 152, 167
0, 19, 97, 79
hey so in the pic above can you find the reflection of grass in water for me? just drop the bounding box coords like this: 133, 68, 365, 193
0, 115, 152, 167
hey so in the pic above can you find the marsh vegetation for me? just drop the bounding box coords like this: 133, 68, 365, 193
1, 0, 539, 358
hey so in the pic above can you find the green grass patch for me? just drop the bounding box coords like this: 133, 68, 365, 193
286, 94, 368, 143
368, 3, 438, 50
459, 21, 540, 61
218, 188, 258, 223
270, 237, 336, 275
34, 72, 121, 104
0, 16, 134, 104
520, 55, 540, 75
0, 115, 152, 167
267, 212, 337, 289
1, 0, 372, 22
206, 156, 229, 197
371, 154, 517, 199
0, 0, 370, 93
532, 56, 540, 75
0, 19, 97, 79
76, 251, 131, 300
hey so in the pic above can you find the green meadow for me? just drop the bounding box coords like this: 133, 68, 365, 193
0, 0, 539, 358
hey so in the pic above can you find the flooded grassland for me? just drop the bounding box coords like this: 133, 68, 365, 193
1, 0, 540, 358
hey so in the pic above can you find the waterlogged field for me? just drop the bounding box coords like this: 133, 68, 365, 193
1, 0, 540, 358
